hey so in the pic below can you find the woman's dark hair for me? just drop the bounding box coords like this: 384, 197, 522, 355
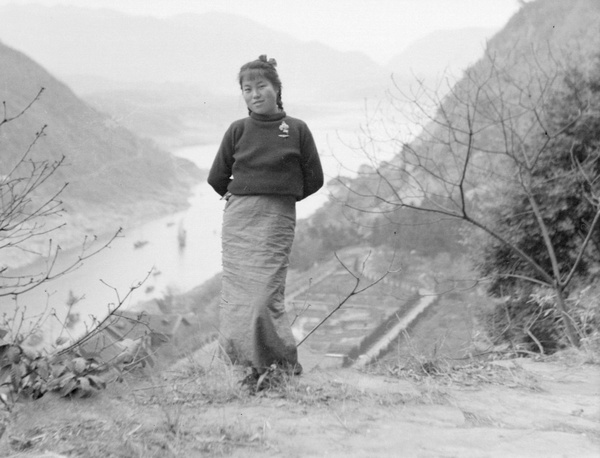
238, 55, 283, 113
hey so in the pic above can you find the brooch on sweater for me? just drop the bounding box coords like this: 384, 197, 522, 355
278, 121, 289, 138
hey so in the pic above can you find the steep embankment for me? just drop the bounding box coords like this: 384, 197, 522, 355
0, 41, 202, 263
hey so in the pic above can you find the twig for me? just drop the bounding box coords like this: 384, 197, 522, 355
290, 278, 313, 327
0, 87, 45, 127
524, 328, 545, 355
55, 270, 152, 357
296, 252, 395, 347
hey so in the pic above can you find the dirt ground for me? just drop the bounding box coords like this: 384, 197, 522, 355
1, 343, 599, 458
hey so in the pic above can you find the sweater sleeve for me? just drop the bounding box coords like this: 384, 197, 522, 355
207, 124, 235, 197
299, 124, 324, 200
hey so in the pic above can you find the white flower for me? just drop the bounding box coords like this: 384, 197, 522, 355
278, 121, 289, 137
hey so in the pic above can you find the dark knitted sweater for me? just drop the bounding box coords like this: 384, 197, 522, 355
207, 111, 324, 201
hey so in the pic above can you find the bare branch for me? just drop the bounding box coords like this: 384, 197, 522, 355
296, 251, 397, 347
55, 270, 152, 357
0, 87, 45, 127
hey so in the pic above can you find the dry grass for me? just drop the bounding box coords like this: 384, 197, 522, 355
0, 356, 263, 457
367, 324, 545, 396
0, 347, 418, 457
546, 343, 600, 366
374, 348, 544, 391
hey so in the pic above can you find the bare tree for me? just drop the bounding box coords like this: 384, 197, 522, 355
334, 48, 600, 348
1, 89, 121, 305
0, 91, 156, 406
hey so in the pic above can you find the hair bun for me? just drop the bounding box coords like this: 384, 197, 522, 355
258, 54, 277, 67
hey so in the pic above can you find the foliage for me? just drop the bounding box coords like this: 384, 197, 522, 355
480, 60, 600, 294
569, 283, 600, 357
485, 285, 563, 353
0, 326, 156, 408
291, 187, 463, 271
0, 338, 105, 403
46, 356, 107, 398
486, 281, 600, 355
479, 57, 600, 351
291, 201, 363, 270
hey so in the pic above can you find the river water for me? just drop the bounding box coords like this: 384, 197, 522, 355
1, 147, 222, 345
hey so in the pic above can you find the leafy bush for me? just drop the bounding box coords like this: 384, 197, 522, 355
0, 318, 158, 410
479, 57, 600, 351
485, 286, 564, 354
486, 281, 600, 355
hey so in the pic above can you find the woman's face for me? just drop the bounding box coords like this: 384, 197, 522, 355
241, 74, 279, 115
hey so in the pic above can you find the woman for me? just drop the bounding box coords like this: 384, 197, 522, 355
208, 55, 323, 384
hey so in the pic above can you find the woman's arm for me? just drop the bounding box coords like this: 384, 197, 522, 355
300, 125, 324, 199
208, 125, 235, 197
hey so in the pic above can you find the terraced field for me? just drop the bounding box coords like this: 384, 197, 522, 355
286, 248, 434, 365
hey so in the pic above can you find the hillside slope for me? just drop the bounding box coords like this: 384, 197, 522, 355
413, 0, 599, 189
0, 41, 201, 259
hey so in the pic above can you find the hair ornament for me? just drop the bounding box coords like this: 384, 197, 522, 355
258, 54, 277, 67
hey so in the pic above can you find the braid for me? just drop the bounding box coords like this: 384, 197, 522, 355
239, 55, 284, 113
277, 88, 283, 111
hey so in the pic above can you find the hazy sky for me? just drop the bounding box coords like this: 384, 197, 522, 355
0, 0, 522, 63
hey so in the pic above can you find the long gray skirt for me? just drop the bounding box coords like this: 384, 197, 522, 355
218, 194, 299, 373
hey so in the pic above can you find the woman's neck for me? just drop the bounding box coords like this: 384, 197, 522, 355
250, 111, 286, 122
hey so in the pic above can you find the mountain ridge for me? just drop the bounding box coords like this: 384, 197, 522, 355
0, 4, 498, 102
0, 4, 382, 99
387, 27, 495, 79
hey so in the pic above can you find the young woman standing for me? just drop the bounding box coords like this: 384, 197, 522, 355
208, 55, 323, 384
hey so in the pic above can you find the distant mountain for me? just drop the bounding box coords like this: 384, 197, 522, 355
0, 5, 386, 101
387, 28, 495, 81
0, 41, 201, 250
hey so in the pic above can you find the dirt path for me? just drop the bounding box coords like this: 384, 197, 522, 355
2, 350, 599, 458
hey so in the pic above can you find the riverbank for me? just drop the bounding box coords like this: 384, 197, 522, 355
1, 161, 205, 272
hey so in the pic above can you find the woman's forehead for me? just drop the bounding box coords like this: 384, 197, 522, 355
241, 70, 270, 85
